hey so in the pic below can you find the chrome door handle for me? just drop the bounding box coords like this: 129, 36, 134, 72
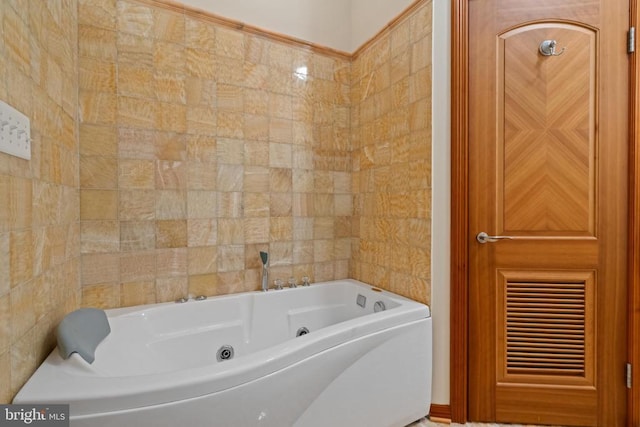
476, 231, 514, 244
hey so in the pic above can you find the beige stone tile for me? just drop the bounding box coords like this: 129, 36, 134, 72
188, 246, 217, 275
269, 118, 292, 143
156, 248, 187, 278
120, 190, 155, 220
117, 1, 154, 37
270, 93, 292, 120
244, 114, 269, 142
79, 0, 117, 30
314, 217, 335, 240
156, 102, 186, 133
185, 77, 216, 107
243, 88, 269, 115
119, 159, 155, 189
187, 161, 217, 191
187, 191, 217, 219
79, 57, 116, 92
156, 220, 187, 249
217, 84, 244, 112
81, 220, 120, 253
185, 17, 215, 50
217, 111, 244, 139
10, 230, 33, 288
186, 106, 217, 136
156, 277, 188, 303
244, 166, 270, 194
121, 281, 155, 307
0, 294, 10, 355
118, 96, 157, 129
0, 176, 31, 232
270, 192, 292, 217
269, 168, 292, 193
217, 219, 244, 245
79, 90, 117, 125
217, 245, 244, 272
314, 194, 334, 216
79, 25, 116, 60
188, 219, 217, 247
10, 327, 36, 397
81, 253, 119, 285
244, 217, 269, 244
155, 161, 186, 189
80, 189, 118, 220
186, 47, 216, 79
243, 62, 270, 91
215, 27, 244, 60
293, 241, 313, 264
155, 190, 186, 220
244, 192, 270, 217
268, 42, 293, 70
269, 143, 292, 169
186, 134, 217, 163
268, 241, 292, 267
80, 124, 117, 157
217, 164, 243, 192
154, 132, 187, 161
117, 65, 156, 99
80, 156, 117, 189
188, 273, 217, 297
154, 9, 185, 44
0, 234, 8, 296
293, 218, 314, 241
293, 145, 314, 170
120, 220, 155, 252
117, 32, 154, 68
270, 217, 292, 242
81, 283, 120, 309
245, 36, 268, 65
292, 193, 313, 217
118, 128, 155, 160
120, 251, 156, 282
217, 138, 244, 165
155, 72, 186, 104
0, 350, 11, 404
244, 141, 270, 167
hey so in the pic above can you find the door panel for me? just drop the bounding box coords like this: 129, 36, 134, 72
468, 0, 628, 425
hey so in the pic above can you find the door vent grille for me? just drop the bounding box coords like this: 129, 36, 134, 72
505, 282, 586, 377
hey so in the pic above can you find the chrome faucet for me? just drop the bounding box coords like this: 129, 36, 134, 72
260, 251, 269, 292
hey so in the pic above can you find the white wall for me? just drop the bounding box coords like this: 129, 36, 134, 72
431, 0, 451, 406
350, 0, 416, 51
179, 0, 415, 53
179, 0, 353, 52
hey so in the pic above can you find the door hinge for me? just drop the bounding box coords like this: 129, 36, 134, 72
627, 363, 632, 389
628, 27, 635, 54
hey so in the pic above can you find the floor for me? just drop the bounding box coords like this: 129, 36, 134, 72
408, 419, 556, 427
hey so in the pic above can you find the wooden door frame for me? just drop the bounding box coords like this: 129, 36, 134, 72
449, 0, 640, 424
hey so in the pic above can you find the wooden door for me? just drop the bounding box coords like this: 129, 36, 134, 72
468, 1, 629, 425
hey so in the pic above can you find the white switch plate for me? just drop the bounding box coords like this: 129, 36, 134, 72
0, 100, 31, 160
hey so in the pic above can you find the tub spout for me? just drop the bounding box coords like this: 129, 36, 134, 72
260, 251, 269, 292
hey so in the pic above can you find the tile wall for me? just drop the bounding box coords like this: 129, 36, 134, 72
0, 0, 80, 402
351, 1, 432, 304
0, 0, 431, 404
78, 0, 353, 307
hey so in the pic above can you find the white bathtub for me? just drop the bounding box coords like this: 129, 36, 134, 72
14, 279, 432, 427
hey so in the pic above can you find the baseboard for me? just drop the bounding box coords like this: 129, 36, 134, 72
429, 404, 451, 423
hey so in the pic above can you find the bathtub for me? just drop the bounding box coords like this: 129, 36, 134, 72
14, 279, 432, 427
